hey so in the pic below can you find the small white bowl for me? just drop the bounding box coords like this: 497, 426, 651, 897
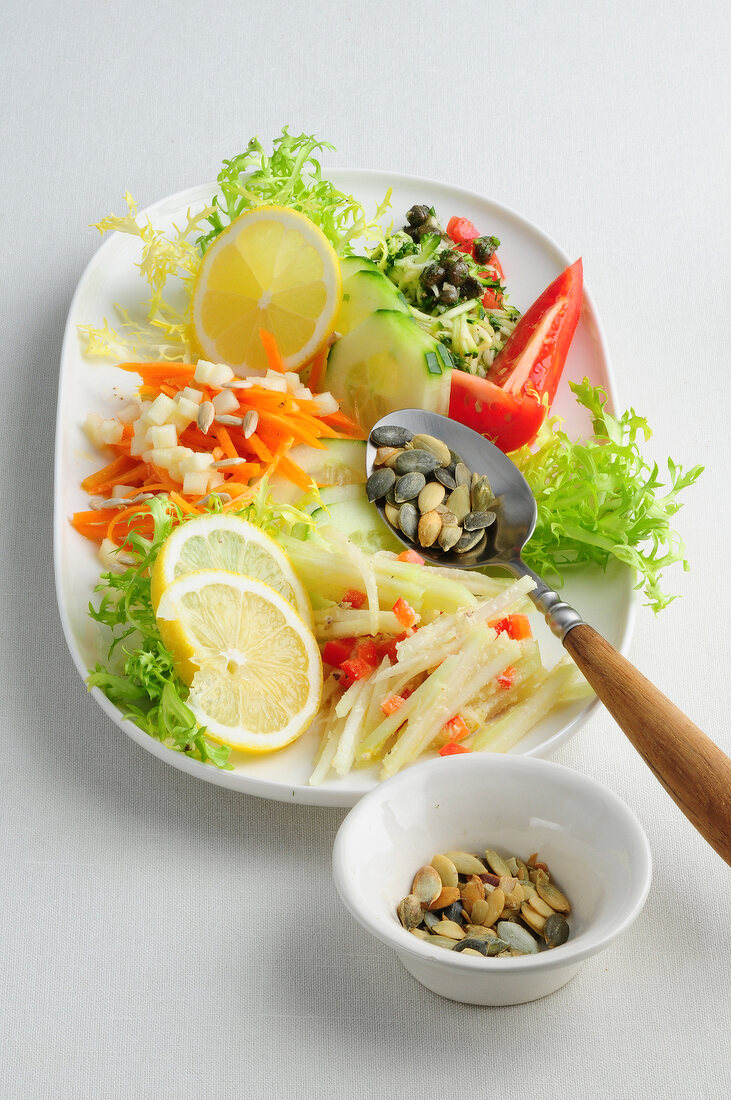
333, 754, 651, 1005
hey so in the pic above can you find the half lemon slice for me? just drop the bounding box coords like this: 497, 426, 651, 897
156, 571, 322, 752
191, 205, 342, 371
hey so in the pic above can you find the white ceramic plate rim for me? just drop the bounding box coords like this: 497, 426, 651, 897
332, 754, 653, 972
54, 169, 635, 806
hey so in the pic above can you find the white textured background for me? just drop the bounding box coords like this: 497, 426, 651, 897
1, 0, 730, 1097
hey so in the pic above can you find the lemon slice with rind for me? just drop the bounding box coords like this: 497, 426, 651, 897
150, 514, 312, 626
191, 206, 342, 372
156, 571, 322, 752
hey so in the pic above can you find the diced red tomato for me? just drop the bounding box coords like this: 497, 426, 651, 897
342, 588, 367, 609
340, 657, 375, 682
479, 253, 505, 308
397, 549, 425, 565
490, 614, 532, 641
443, 714, 470, 742
449, 258, 583, 453
322, 638, 356, 667
439, 742, 472, 757
393, 598, 418, 630
498, 666, 517, 690
381, 694, 406, 716
446, 216, 479, 243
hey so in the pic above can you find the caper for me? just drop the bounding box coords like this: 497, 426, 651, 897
418, 216, 441, 237
473, 235, 500, 263
406, 204, 431, 227
421, 263, 445, 288
442, 259, 468, 287
460, 276, 484, 300
439, 282, 459, 305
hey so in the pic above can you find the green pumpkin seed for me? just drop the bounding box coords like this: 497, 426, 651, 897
411, 433, 452, 467
366, 467, 396, 502
485, 937, 510, 956
393, 449, 441, 475
423, 910, 441, 930
455, 462, 472, 487
543, 913, 570, 948
454, 529, 486, 554
496, 920, 538, 954
434, 466, 457, 490
452, 937, 489, 955
370, 425, 413, 447
394, 472, 426, 504
462, 510, 496, 531
438, 524, 462, 552
398, 502, 419, 541
471, 473, 495, 511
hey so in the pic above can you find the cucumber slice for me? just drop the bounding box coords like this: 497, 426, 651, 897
268, 439, 366, 505
310, 488, 403, 554
324, 309, 452, 431
337, 258, 409, 336
338, 255, 376, 281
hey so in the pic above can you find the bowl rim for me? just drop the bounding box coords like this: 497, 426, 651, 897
332, 754, 652, 973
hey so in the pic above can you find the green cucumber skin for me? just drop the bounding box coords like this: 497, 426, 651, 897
337, 269, 409, 336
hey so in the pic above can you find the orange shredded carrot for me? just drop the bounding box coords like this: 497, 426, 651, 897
259, 329, 287, 373
213, 425, 238, 459
276, 454, 313, 492
169, 492, 200, 516
245, 433, 274, 463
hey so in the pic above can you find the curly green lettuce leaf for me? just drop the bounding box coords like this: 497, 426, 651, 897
511, 380, 703, 612
198, 127, 391, 255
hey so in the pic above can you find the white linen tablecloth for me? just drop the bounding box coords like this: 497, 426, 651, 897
1, 0, 729, 1096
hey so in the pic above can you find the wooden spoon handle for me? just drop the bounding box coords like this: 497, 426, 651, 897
564, 623, 731, 865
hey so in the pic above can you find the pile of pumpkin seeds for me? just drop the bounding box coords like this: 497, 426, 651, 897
396, 848, 571, 958
367, 425, 497, 555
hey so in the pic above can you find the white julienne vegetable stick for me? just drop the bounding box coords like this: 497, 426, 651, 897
358, 658, 397, 745
335, 677, 367, 720
381, 632, 520, 778
471, 659, 579, 753
308, 694, 342, 787
446, 640, 544, 739
320, 526, 380, 636
332, 678, 372, 776
356, 662, 454, 763
313, 609, 401, 641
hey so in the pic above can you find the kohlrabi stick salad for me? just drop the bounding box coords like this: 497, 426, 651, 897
72, 128, 702, 781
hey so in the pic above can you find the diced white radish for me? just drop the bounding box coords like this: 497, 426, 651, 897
180, 452, 214, 474
143, 394, 177, 426
148, 424, 178, 449
149, 446, 179, 469
117, 400, 142, 423
209, 362, 235, 386
129, 429, 150, 457
183, 471, 209, 496
284, 372, 301, 391
172, 396, 200, 430
167, 446, 195, 481
295, 385, 313, 400
194, 360, 234, 387
99, 418, 124, 445
263, 370, 287, 392
212, 389, 240, 415
312, 391, 339, 415
83, 412, 104, 447
180, 386, 204, 406
207, 471, 225, 489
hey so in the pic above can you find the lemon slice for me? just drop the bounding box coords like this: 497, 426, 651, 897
156, 571, 322, 752
191, 206, 342, 372
150, 514, 312, 626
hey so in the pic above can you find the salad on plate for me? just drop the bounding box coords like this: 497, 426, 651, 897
59, 128, 702, 796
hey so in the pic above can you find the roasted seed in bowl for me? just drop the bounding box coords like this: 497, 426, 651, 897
332, 754, 652, 1006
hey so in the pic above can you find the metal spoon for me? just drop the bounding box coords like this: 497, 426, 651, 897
367, 409, 731, 864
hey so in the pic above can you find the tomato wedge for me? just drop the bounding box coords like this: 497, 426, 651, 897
449, 258, 583, 452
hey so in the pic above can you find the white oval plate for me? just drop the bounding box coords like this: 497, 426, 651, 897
54, 169, 635, 807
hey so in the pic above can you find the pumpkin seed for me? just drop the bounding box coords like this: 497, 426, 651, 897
394, 472, 426, 503
434, 466, 457, 490
483, 888, 505, 928
411, 433, 452, 467
409, 927, 431, 941
520, 902, 546, 934
463, 510, 496, 531
384, 449, 405, 469
394, 449, 441, 475
536, 870, 571, 913
374, 446, 401, 467
417, 481, 446, 513
543, 913, 570, 948
515, 859, 530, 882
496, 921, 538, 955
470, 898, 490, 926
430, 854, 458, 888
446, 484, 470, 523
460, 880, 484, 910
433, 920, 466, 941
423, 910, 441, 930
528, 894, 555, 919
418, 510, 442, 547
471, 473, 495, 511
485, 850, 511, 878
485, 938, 511, 956
370, 425, 413, 447
398, 502, 419, 541
384, 503, 401, 528
411, 865, 442, 906
427, 936, 459, 950
464, 924, 498, 939
479, 871, 501, 888
366, 467, 396, 502
505, 857, 519, 875
454, 529, 487, 555
452, 938, 489, 956
454, 461, 472, 487
426, 886, 460, 911
397, 894, 423, 930
438, 523, 462, 552
442, 851, 487, 876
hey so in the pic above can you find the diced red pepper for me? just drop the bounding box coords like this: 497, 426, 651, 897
381, 694, 406, 716
443, 714, 470, 742
438, 742, 472, 757
397, 549, 424, 565
497, 665, 517, 690
342, 588, 367, 609
447, 216, 479, 244
393, 598, 418, 630
340, 657, 375, 682
354, 639, 379, 667
490, 614, 532, 641
322, 638, 356, 667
